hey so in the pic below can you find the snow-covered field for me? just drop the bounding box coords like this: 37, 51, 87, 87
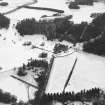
0, 0, 55, 102
0, 30, 54, 101
0, 0, 34, 13
32, 0, 105, 23
46, 51, 105, 93
0, 0, 105, 102
70, 2, 105, 23
0, 70, 30, 101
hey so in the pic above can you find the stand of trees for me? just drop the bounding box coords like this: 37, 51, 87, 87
16, 59, 49, 105
83, 13, 105, 56
0, 2, 8, 6
16, 18, 87, 43
53, 43, 68, 54
81, 13, 105, 41
17, 59, 48, 76
17, 66, 27, 76
83, 34, 105, 56
27, 59, 48, 69
68, 2, 80, 9
16, 18, 41, 35
75, 0, 93, 5
16, 12, 105, 56
39, 88, 104, 105
0, 89, 17, 104
68, 0, 94, 10
39, 52, 47, 58
29, 57, 54, 105
90, 13, 101, 18
30, 71, 46, 105
0, 13, 10, 29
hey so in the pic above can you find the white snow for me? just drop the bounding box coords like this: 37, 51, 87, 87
0, 0, 34, 13
0, 70, 29, 101
0, 0, 105, 102
0, 103, 10, 105
0, 20, 54, 71
0, 28, 54, 101
70, 2, 105, 23
30, 0, 105, 23
0, 68, 38, 102
0, 21, 54, 102
46, 51, 105, 93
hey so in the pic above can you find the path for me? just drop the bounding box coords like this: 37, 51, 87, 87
3, 0, 37, 15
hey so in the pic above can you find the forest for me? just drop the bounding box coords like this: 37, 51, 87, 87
15, 12, 105, 56
0, 13, 10, 29
82, 13, 105, 56
15, 17, 87, 43
0, 89, 17, 104
0, 2, 105, 56
29, 87, 105, 105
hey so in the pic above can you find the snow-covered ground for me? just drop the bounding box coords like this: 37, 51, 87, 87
70, 2, 105, 23
46, 51, 105, 93
0, 68, 39, 101
0, 13, 55, 102
0, 0, 105, 102
0, 70, 30, 101
31, 0, 105, 23
0, 103, 10, 105
5, 0, 105, 23
0, 33, 54, 71
0, 0, 34, 13
0, 28, 54, 101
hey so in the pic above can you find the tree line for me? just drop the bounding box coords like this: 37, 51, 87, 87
29, 57, 54, 105
82, 13, 105, 56
15, 17, 87, 43
39, 52, 47, 58
75, 0, 94, 5
15, 12, 105, 56
0, 89, 17, 104
53, 43, 68, 54
0, 13, 10, 29
39, 87, 104, 105
0, 2, 8, 6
